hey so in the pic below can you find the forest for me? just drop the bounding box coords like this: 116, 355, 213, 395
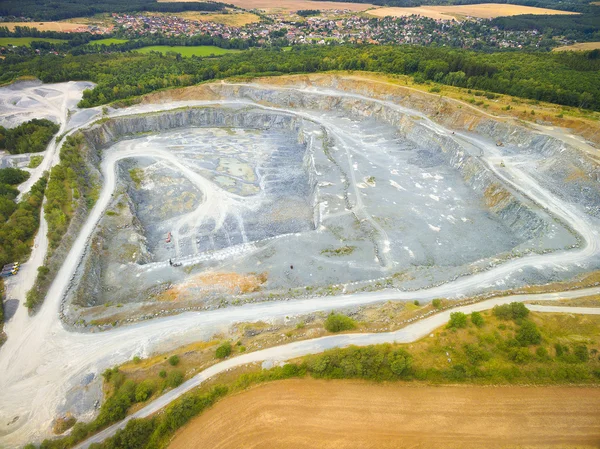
1, 45, 598, 110
0, 0, 225, 21
0, 175, 47, 269
0, 119, 60, 154
491, 11, 600, 42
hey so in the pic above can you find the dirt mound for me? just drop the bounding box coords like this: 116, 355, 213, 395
168, 379, 600, 449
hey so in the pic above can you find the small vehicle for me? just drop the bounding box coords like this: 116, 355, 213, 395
2, 262, 19, 271
1, 268, 18, 278
166, 232, 172, 243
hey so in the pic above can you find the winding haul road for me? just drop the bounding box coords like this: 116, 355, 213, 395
1, 81, 600, 449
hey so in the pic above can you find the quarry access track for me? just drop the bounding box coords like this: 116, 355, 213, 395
1, 81, 600, 449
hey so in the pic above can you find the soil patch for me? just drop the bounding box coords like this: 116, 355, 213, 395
553, 42, 600, 52
0, 21, 90, 32
168, 379, 600, 449
368, 4, 579, 20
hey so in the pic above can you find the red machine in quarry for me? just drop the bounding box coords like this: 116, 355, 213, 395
166, 232, 172, 243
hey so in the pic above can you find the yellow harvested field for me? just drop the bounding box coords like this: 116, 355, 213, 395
159, 11, 261, 26
1, 21, 90, 32
553, 42, 600, 52
158, 0, 375, 12
169, 379, 600, 449
368, 3, 579, 21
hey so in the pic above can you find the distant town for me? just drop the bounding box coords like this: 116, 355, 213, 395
0, 7, 574, 56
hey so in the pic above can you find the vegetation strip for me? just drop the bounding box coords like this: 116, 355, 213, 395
26, 134, 99, 310
1, 46, 599, 111
30, 306, 600, 449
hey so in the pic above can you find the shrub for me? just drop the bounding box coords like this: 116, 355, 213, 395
447, 312, 468, 329
324, 313, 357, 333
215, 342, 232, 359
135, 380, 154, 402
515, 320, 541, 346
508, 347, 531, 364
431, 298, 442, 309
413, 300, 420, 306
574, 344, 589, 362
390, 349, 412, 376
493, 302, 529, 321
132, 356, 141, 364
470, 311, 484, 327
159, 370, 167, 378
536, 346, 550, 360
168, 355, 180, 366
166, 370, 184, 388
464, 344, 490, 365
554, 343, 568, 357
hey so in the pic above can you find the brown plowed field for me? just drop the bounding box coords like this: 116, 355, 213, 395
169, 379, 600, 449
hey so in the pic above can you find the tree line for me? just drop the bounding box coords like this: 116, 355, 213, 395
1, 45, 598, 110
26, 134, 99, 310
0, 175, 47, 269
0, 0, 226, 21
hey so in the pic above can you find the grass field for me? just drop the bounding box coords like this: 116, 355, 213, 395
0, 21, 89, 32
0, 37, 68, 47
553, 42, 600, 52
87, 38, 129, 46
134, 45, 240, 57
368, 3, 579, 21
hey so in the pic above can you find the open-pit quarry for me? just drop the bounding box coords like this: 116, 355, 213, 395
1, 74, 600, 448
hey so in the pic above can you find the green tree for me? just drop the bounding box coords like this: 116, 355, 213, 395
515, 320, 541, 346
470, 311, 484, 327
493, 303, 529, 321
168, 355, 180, 366
215, 342, 232, 359
0, 167, 29, 185
135, 380, 154, 402
166, 370, 184, 388
324, 313, 357, 333
447, 312, 468, 329
389, 349, 412, 376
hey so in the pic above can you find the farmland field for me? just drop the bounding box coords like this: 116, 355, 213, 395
168, 379, 600, 449
169, 11, 261, 26
87, 38, 129, 46
553, 42, 600, 52
134, 45, 240, 57
0, 37, 68, 47
157, 0, 376, 12
368, 3, 579, 21
0, 21, 90, 32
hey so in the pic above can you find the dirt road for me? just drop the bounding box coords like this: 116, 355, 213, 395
169, 379, 600, 449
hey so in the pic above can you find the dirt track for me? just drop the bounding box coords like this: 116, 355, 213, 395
169, 379, 600, 449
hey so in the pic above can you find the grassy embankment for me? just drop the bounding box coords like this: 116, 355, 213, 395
134, 45, 240, 57
32, 305, 600, 449
0, 37, 67, 47
87, 38, 129, 46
